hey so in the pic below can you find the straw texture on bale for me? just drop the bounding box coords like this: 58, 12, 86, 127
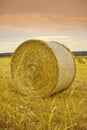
11, 40, 76, 97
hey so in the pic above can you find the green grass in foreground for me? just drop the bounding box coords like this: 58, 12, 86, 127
0, 56, 87, 130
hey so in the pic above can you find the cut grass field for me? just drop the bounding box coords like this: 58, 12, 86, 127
0, 56, 87, 130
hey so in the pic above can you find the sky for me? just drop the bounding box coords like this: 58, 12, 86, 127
0, 0, 87, 52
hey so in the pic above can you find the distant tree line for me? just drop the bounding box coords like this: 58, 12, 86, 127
72, 51, 87, 56
0, 51, 87, 57
0, 52, 12, 57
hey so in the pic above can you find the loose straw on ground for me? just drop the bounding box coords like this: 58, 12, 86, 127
11, 40, 76, 97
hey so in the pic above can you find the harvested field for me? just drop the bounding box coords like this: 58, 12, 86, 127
0, 56, 87, 130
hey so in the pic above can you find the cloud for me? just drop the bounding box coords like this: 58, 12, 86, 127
0, 35, 87, 53
0, 0, 87, 52
34, 35, 69, 41
0, 13, 87, 30
0, 0, 87, 16
0, 0, 87, 30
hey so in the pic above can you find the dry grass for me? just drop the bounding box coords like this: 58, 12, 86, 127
11, 40, 75, 97
0, 56, 87, 130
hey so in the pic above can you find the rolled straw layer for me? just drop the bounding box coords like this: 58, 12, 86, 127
11, 40, 76, 97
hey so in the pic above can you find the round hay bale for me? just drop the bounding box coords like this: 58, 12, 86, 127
11, 40, 76, 97
78, 57, 86, 64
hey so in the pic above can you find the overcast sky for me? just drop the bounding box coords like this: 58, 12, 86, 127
0, 0, 87, 52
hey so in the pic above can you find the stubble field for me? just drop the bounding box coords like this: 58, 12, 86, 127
0, 56, 87, 130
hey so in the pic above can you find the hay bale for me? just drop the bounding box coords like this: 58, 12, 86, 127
11, 40, 76, 97
78, 57, 86, 64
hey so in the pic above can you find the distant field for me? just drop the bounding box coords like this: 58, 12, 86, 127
0, 56, 87, 130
